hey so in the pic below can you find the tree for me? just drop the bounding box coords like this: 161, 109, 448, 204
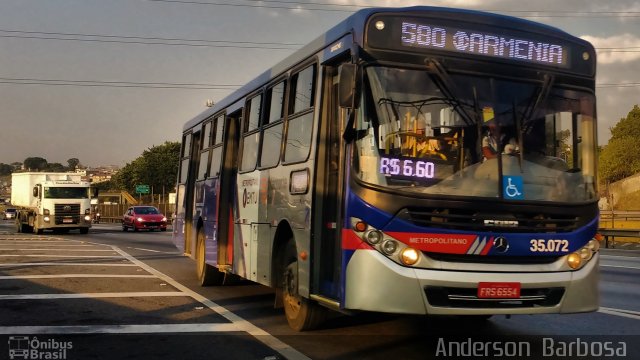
0, 163, 13, 175
67, 158, 80, 171
23, 157, 48, 171
599, 105, 640, 183
46, 163, 66, 172
110, 141, 180, 194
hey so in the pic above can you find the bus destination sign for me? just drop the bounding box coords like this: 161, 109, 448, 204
368, 17, 570, 68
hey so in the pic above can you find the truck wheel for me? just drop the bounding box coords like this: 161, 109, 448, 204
21, 223, 32, 233
196, 228, 224, 286
282, 240, 326, 331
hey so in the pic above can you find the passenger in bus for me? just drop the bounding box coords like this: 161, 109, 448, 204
482, 122, 518, 161
416, 136, 444, 159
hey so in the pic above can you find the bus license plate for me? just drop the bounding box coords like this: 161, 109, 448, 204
477, 282, 521, 299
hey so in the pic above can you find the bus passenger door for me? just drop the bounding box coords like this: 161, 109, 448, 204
312, 65, 345, 300
184, 131, 201, 256
216, 110, 240, 269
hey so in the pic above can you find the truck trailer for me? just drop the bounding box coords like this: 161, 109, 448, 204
11, 172, 96, 234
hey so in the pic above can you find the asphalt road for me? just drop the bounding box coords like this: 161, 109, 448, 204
0, 221, 639, 360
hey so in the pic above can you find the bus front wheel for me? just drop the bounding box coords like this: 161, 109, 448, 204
282, 242, 326, 331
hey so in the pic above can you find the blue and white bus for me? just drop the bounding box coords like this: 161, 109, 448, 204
173, 6, 600, 331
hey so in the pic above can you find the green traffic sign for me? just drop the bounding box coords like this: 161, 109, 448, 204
136, 185, 150, 194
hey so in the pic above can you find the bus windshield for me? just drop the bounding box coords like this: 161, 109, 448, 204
353, 66, 597, 202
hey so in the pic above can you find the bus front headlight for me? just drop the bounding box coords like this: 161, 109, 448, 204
567, 253, 582, 269
400, 248, 420, 266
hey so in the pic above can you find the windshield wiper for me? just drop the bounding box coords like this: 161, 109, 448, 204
523, 74, 554, 131
424, 59, 474, 126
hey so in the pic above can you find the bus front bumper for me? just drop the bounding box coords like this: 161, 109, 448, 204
344, 249, 599, 315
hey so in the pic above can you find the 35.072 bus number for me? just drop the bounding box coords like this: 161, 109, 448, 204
529, 239, 569, 252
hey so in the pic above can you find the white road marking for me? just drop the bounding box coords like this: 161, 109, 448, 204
0, 235, 309, 360
0, 262, 139, 267
110, 245, 311, 360
598, 307, 640, 321
600, 254, 640, 260
129, 247, 180, 254
0, 248, 118, 252
0, 323, 241, 335
601, 264, 640, 270
0, 274, 155, 280
0, 292, 187, 300
0, 254, 123, 258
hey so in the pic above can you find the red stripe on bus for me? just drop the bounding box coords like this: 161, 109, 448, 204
480, 238, 493, 255
386, 232, 478, 254
341, 230, 372, 250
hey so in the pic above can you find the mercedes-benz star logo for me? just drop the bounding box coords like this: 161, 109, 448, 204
493, 236, 509, 253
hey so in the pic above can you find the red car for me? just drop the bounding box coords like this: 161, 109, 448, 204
122, 206, 167, 232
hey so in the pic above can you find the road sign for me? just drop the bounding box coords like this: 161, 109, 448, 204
135, 184, 150, 194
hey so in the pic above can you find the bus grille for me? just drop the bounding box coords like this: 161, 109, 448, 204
54, 204, 80, 225
425, 253, 560, 265
425, 286, 565, 308
399, 208, 579, 233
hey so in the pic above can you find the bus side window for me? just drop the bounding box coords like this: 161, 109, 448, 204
284, 64, 316, 164
241, 94, 262, 172
260, 81, 285, 168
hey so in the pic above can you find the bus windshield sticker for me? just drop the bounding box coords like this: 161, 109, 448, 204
503, 175, 524, 200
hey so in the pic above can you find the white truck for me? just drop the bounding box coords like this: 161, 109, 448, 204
11, 172, 96, 234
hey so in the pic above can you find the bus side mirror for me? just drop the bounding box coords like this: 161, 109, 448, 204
338, 63, 358, 108
32, 186, 39, 197
92, 188, 99, 198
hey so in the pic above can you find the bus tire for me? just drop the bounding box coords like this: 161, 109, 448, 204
196, 227, 224, 286
282, 241, 326, 331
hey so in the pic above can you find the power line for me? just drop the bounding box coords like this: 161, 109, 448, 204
1, 76, 639, 90
141, 0, 640, 17
0, 29, 303, 47
0, 33, 300, 50
3, 28, 640, 53
142, 0, 352, 12
0, 77, 242, 90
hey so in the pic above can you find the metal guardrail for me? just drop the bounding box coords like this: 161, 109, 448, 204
598, 228, 640, 248
599, 210, 640, 221
598, 210, 640, 248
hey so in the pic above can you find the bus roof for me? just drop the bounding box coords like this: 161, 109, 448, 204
182, 6, 578, 132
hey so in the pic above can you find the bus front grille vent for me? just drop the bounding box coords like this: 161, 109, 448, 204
400, 208, 579, 233
424, 286, 565, 308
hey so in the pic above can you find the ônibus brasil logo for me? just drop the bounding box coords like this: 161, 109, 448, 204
8, 336, 73, 360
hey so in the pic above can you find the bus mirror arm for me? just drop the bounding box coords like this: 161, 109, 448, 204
342, 109, 357, 142
338, 63, 357, 108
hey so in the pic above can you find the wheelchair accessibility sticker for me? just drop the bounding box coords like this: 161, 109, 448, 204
503, 176, 523, 200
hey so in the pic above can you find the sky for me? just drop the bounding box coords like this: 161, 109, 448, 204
0, 0, 638, 167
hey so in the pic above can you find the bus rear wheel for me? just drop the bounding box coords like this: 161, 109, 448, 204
282, 242, 326, 331
196, 228, 224, 286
